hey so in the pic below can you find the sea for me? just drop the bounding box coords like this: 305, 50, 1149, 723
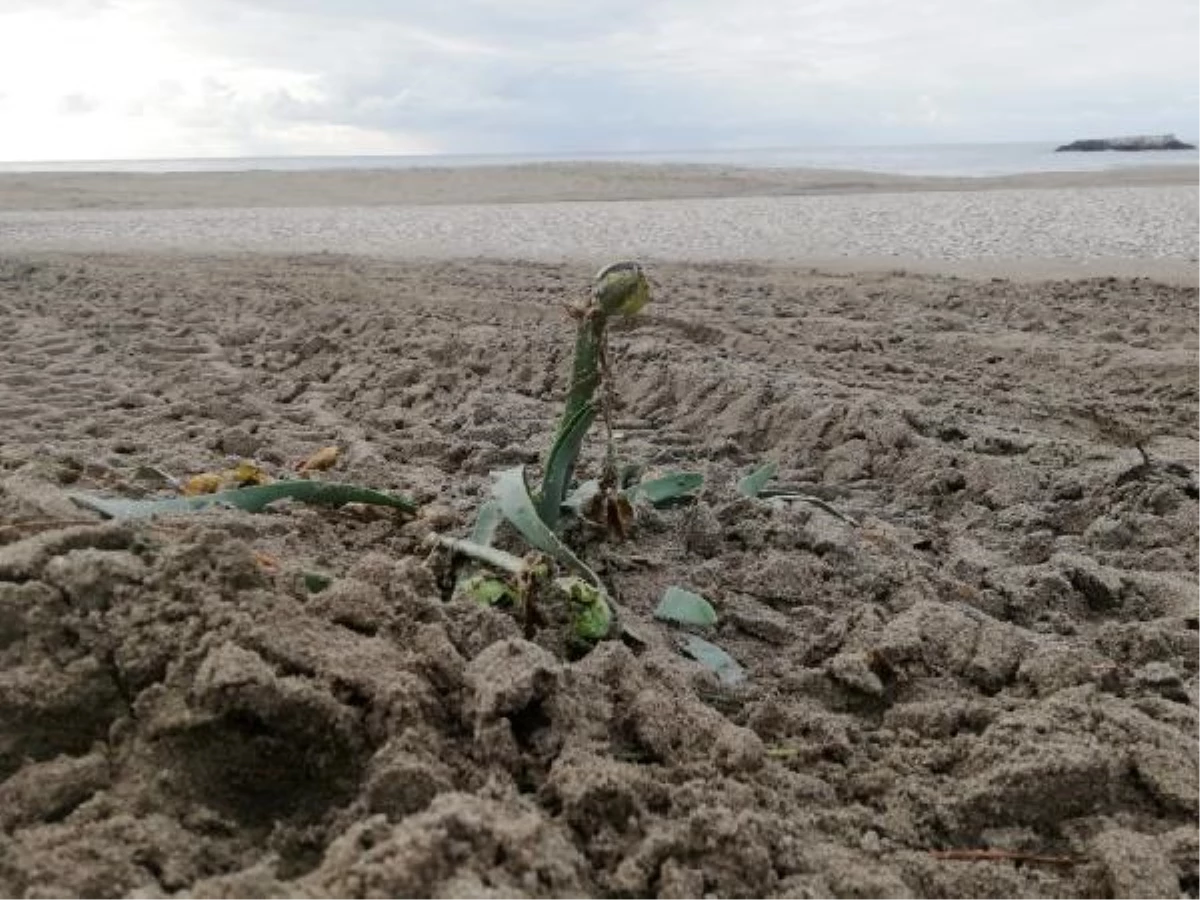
1, 141, 1197, 177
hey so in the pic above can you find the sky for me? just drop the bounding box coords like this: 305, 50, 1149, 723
0, 0, 1196, 161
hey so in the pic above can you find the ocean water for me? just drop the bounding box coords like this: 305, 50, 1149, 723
1, 141, 1197, 177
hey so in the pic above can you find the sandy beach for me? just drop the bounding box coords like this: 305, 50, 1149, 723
1, 164, 1196, 283
1, 162, 1195, 209
0, 165, 1197, 897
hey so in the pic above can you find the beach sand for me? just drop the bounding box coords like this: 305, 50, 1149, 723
0, 166, 1197, 897
1, 161, 1195, 210
2, 164, 1196, 283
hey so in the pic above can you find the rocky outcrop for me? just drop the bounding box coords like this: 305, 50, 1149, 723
1056, 134, 1196, 152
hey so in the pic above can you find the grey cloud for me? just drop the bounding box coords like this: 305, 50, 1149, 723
141, 3, 864, 148
249, 2, 1197, 144
16, 0, 1197, 156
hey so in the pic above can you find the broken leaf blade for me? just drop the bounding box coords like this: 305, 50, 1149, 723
469, 499, 504, 547
681, 635, 746, 687
655, 586, 718, 627
626, 472, 703, 506
737, 460, 779, 498
71, 480, 416, 520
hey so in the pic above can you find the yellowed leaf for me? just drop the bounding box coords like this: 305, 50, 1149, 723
298, 446, 339, 473
253, 551, 280, 572
229, 461, 270, 486
180, 461, 270, 496
182, 472, 224, 496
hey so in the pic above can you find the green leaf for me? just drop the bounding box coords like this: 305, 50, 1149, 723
681, 636, 746, 687
303, 571, 333, 593
538, 400, 597, 529
493, 467, 604, 589
469, 500, 504, 547
71, 480, 417, 520
655, 586, 718, 627
737, 460, 778, 498
626, 472, 703, 506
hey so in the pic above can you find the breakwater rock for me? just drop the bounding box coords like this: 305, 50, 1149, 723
1057, 134, 1196, 152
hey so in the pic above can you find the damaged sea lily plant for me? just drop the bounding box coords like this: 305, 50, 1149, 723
426, 262, 702, 648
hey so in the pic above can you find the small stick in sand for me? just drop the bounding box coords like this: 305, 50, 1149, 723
929, 848, 1078, 866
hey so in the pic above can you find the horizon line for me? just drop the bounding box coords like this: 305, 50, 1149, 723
7, 136, 1200, 167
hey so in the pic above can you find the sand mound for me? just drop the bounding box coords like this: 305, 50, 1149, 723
0, 254, 1196, 897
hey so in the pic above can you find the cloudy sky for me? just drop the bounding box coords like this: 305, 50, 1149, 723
1, 0, 1196, 161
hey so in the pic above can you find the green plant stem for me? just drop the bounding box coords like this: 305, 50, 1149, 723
543, 262, 650, 516
554, 262, 648, 441
559, 312, 607, 443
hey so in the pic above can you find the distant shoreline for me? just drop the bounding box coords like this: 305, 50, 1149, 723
1, 180, 1195, 283
2, 139, 1198, 177
0, 161, 1194, 212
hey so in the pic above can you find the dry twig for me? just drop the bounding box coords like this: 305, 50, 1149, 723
929, 848, 1078, 866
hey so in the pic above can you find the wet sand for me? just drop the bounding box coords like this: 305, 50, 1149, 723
1, 164, 1195, 282
1, 161, 1194, 210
